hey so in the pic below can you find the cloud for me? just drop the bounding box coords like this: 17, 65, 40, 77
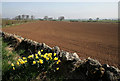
1, 0, 119, 2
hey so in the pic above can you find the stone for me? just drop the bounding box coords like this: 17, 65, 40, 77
42, 43, 46, 48
72, 52, 81, 61
65, 52, 73, 61
104, 71, 117, 81
87, 57, 102, 67
109, 66, 120, 73
103, 64, 110, 69
2, 32, 120, 81
53, 46, 60, 54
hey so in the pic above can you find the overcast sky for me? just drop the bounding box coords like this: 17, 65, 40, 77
2, 2, 118, 19
1, 0, 119, 2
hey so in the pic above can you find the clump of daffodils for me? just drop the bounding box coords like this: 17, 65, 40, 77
10, 49, 61, 72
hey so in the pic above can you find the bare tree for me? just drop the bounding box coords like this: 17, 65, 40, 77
58, 16, 64, 21
18, 15, 21, 20
44, 16, 48, 20
96, 17, 99, 21
26, 15, 29, 20
31, 15, 34, 20
22, 15, 25, 20
89, 18, 92, 21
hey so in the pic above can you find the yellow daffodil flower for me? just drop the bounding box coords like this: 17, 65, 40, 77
56, 61, 59, 64
50, 53, 52, 56
54, 53, 56, 56
18, 59, 21, 62
38, 51, 41, 55
28, 55, 31, 58
45, 53, 48, 56
36, 56, 39, 59
58, 60, 61, 62
50, 57, 53, 60
47, 53, 51, 57
39, 59, 43, 64
16, 61, 20, 66
41, 49, 43, 52
46, 57, 49, 60
28, 55, 34, 58
13, 67, 15, 70
11, 63, 14, 66
24, 60, 27, 63
56, 60, 61, 64
23, 57, 27, 60
41, 55, 43, 57
56, 67, 59, 70
31, 54, 34, 58
54, 57, 58, 61
20, 60, 25, 64
35, 54, 38, 56
43, 55, 46, 58
33, 61, 36, 64
37, 61, 40, 63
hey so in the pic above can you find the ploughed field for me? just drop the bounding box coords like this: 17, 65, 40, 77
2, 21, 118, 67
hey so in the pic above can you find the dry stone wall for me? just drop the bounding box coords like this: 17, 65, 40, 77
1, 32, 120, 81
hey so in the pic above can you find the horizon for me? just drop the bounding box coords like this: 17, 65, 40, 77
2, 2, 118, 19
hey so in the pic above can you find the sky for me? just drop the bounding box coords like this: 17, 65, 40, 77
1, 0, 119, 2
2, 2, 118, 19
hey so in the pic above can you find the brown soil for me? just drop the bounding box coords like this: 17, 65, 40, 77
2, 21, 119, 68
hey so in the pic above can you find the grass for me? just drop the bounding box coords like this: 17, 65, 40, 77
2, 39, 20, 73
2, 39, 28, 80
0, 38, 2, 81
2, 19, 39, 28
64, 19, 119, 23
2, 38, 65, 81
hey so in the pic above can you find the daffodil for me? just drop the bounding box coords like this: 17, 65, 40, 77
28, 54, 34, 58
35, 54, 38, 56
11, 63, 14, 66
43, 55, 46, 58
28, 55, 31, 58
20, 60, 25, 64
24, 60, 27, 63
45, 53, 48, 56
20, 59, 25, 64
54, 57, 58, 61
41, 49, 43, 52
13, 67, 15, 70
31, 54, 34, 58
50, 57, 53, 60
56, 61, 59, 64
48, 53, 51, 57
56, 67, 59, 70
41, 55, 43, 57
33, 61, 36, 64
37, 61, 40, 63
38, 51, 41, 55
36, 56, 39, 59
58, 60, 61, 62
23, 57, 27, 60
16, 61, 20, 66
54, 53, 56, 56
56, 60, 61, 64
18, 59, 21, 62
39, 59, 43, 64
46, 57, 49, 60
50, 53, 52, 55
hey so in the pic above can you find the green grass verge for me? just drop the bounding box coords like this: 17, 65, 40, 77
2, 38, 64, 81
2, 40, 19, 73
